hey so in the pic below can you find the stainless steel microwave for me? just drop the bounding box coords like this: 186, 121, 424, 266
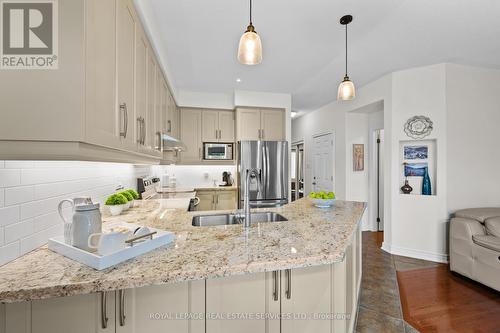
203, 143, 233, 160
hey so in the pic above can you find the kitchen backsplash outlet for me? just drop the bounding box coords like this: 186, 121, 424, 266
0, 161, 149, 266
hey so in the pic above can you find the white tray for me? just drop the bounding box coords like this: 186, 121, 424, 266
48, 223, 175, 270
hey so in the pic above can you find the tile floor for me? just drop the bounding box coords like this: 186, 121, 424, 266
355, 232, 441, 333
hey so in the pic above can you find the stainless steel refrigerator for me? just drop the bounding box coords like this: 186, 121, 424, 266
238, 141, 288, 208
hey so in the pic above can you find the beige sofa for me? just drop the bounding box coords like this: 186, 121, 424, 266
450, 208, 500, 291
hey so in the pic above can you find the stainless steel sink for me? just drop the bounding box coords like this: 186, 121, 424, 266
192, 212, 287, 227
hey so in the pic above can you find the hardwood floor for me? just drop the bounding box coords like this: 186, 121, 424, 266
356, 232, 500, 333
397, 265, 500, 333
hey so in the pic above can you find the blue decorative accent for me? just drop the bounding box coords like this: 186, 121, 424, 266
422, 167, 432, 195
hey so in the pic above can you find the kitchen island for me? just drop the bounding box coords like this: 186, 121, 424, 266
0, 198, 365, 333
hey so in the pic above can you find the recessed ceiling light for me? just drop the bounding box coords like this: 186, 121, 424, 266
236, 78, 242, 83
291, 111, 297, 118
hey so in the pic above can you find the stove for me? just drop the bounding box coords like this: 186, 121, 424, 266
137, 176, 161, 200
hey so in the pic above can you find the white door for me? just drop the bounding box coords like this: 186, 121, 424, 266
280, 266, 332, 333
202, 110, 219, 142
312, 133, 334, 193
237, 108, 261, 141
218, 111, 235, 142
261, 109, 285, 141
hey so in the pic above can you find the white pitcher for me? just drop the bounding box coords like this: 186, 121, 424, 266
58, 197, 93, 244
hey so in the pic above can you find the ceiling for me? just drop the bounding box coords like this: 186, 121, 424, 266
136, 0, 500, 112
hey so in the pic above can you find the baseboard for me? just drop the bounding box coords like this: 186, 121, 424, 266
381, 242, 449, 263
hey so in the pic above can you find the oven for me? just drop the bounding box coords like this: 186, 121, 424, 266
203, 143, 233, 160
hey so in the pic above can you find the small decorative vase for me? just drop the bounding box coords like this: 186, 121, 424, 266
422, 167, 432, 195
401, 180, 413, 194
107, 205, 124, 216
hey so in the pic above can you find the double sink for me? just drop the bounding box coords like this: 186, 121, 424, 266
192, 212, 288, 227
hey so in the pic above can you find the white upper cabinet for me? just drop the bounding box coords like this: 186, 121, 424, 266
218, 111, 236, 142
116, 0, 137, 150
201, 110, 235, 143
201, 110, 219, 142
236, 108, 261, 141
0, 0, 176, 163
135, 26, 148, 152
261, 109, 285, 141
180, 108, 202, 163
84, 0, 120, 149
236, 108, 285, 141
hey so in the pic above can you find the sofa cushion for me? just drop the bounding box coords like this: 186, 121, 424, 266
454, 208, 500, 223
485, 217, 500, 238
472, 235, 500, 252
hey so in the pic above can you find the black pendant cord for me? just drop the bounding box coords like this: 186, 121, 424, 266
345, 23, 348, 77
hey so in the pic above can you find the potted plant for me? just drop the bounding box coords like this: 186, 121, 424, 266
126, 189, 139, 208
119, 191, 134, 209
105, 193, 128, 216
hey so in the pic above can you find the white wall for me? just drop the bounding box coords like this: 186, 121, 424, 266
177, 90, 234, 110
445, 64, 500, 212
292, 63, 500, 263
0, 161, 147, 266
387, 64, 449, 262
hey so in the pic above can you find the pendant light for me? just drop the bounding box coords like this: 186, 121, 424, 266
238, 0, 262, 65
337, 15, 356, 101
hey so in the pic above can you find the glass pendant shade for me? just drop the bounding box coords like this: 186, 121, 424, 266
238, 25, 262, 65
337, 76, 356, 101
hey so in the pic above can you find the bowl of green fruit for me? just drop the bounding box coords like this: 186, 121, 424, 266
308, 191, 336, 208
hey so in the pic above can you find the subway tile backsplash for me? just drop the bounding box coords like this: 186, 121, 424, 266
0, 161, 147, 266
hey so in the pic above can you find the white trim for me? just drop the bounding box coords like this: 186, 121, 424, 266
381, 242, 449, 263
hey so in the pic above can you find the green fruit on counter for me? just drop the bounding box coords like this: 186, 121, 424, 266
309, 192, 316, 198
327, 192, 335, 199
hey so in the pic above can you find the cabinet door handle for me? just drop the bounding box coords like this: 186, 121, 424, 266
137, 117, 142, 144
156, 132, 162, 151
119, 103, 128, 138
285, 269, 291, 299
119, 289, 126, 326
258, 129, 261, 139
272, 271, 279, 301
142, 118, 146, 145
101, 291, 109, 329
218, 129, 222, 139
261, 129, 264, 139
168, 120, 172, 133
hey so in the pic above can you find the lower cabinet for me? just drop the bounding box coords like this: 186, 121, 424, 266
205, 272, 279, 333
2, 227, 361, 333
195, 190, 237, 211
116, 283, 191, 333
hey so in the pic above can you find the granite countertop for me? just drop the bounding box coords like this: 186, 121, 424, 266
0, 198, 366, 303
194, 185, 237, 191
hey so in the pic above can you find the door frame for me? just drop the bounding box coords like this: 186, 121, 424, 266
311, 132, 335, 194
291, 141, 304, 201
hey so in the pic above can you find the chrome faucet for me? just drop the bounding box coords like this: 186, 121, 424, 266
243, 168, 261, 227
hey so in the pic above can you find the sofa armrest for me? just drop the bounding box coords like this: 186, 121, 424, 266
451, 217, 486, 242
450, 217, 486, 275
